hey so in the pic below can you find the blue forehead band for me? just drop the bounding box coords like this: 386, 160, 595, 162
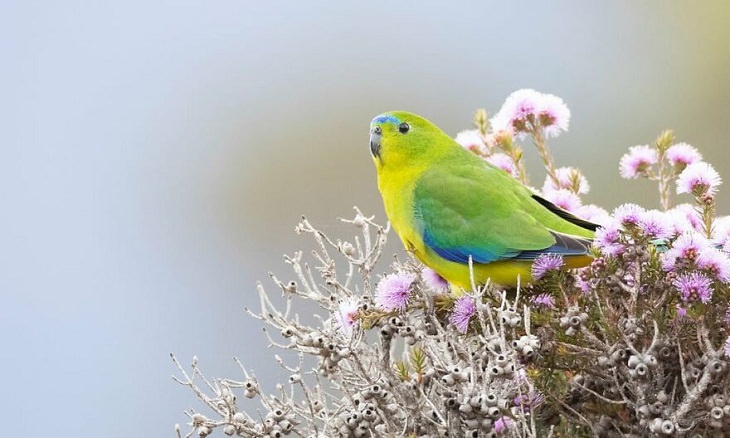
372, 114, 400, 125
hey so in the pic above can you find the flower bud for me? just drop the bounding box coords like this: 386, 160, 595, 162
708, 360, 726, 375
627, 355, 641, 369
446, 397, 459, 410
487, 406, 501, 418
649, 418, 663, 433
441, 374, 456, 386
644, 355, 658, 368
270, 409, 285, 421
311, 400, 323, 413
660, 420, 674, 435
522, 345, 534, 358
637, 405, 651, 418
341, 241, 355, 256
710, 406, 724, 420
495, 354, 509, 366
649, 401, 663, 415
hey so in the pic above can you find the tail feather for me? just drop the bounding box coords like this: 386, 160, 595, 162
513, 231, 593, 260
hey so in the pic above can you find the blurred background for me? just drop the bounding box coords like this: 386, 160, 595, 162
2, 1, 730, 436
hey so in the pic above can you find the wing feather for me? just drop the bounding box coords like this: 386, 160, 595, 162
413, 161, 594, 264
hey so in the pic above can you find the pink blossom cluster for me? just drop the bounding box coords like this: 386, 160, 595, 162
662, 232, 730, 283
618, 140, 721, 198
591, 198, 730, 306
490, 89, 571, 139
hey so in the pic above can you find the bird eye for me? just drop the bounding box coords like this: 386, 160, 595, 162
398, 123, 410, 134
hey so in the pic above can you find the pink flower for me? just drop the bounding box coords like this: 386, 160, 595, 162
485, 153, 517, 176
666, 142, 702, 168
619, 145, 657, 179
514, 391, 544, 411
538, 93, 571, 138
531, 293, 556, 309
667, 204, 703, 234
490, 89, 541, 135
490, 89, 570, 139
455, 129, 487, 154
575, 275, 593, 294
543, 188, 581, 212
421, 267, 449, 293
662, 232, 712, 272
531, 253, 564, 280
638, 210, 672, 239
594, 221, 625, 257
335, 297, 360, 336
494, 416, 514, 434
712, 216, 730, 246
542, 167, 590, 195
696, 247, 730, 282
375, 272, 416, 311
575, 204, 610, 226
449, 295, 476, 333
673, 272, 713, 303
677, 162, 722, 196
613, 203, 645, 227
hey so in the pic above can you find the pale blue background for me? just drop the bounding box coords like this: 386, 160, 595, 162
2, 2, 730, 436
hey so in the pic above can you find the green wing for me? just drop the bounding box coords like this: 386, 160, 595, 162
413, 160, 594, 264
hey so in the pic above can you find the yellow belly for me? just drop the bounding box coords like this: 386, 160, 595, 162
413, 246, 592, 290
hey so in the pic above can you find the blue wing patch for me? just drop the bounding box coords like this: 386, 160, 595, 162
423, 229, 520, 264
424, 229, 591, 264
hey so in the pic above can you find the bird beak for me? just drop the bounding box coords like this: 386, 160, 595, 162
370, 127, 382, 158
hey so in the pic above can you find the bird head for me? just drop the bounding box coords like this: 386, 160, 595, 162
369, 111, 454, 171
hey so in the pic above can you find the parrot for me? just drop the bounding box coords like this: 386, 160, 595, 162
368, 111, 598, 290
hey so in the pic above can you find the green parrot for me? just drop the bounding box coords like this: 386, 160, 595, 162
369, 111, 597, 290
